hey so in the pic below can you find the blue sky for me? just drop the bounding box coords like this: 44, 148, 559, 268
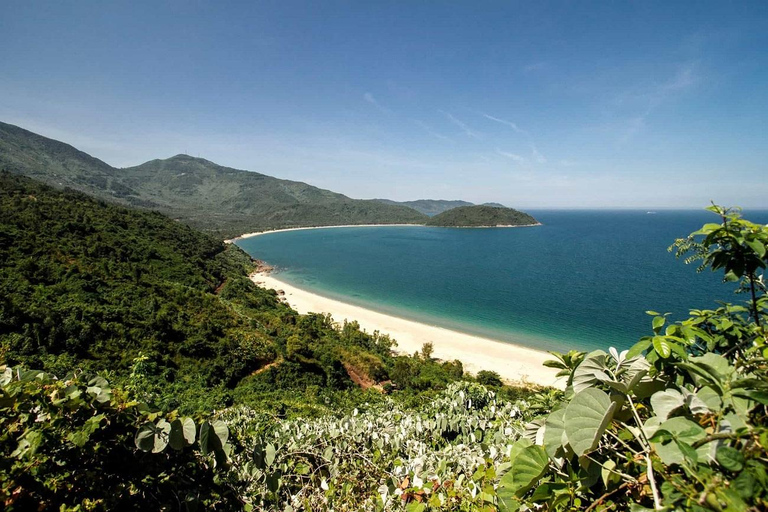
1, 1, 766, 207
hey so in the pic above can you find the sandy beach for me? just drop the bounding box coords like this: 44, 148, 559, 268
226, 222, 542, 244
226, 224, 424, 243
250, 270, 561, 388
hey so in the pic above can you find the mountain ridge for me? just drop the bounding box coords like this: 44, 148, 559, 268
0, 122, 428, 237
0, 122, 536, 236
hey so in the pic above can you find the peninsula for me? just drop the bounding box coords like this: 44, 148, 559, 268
425, 205, 540, 227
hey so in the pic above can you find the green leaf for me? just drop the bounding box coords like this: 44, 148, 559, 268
601, 459, 621, 488
652, 316, 665, 333
651, 417, 706, 465
572, 350, 609, 393
135, 420, 171, 453
543, 408, 566, 459
695, 386, 722, 412
498, 445, 549, 504
716, 446, 745, 472
676, 440, 698, 464
199, 421, 220, 455
265, 443, 277, 467
650, 389, 684, 420
508, 437, 533, 463
626, 339, 652, 360
690, 353, 733, 382
406, 502, 426, 512
181, 417, 196, 444
746, 239, 766, 257
652, 336, 672, 358
564, 388, 617, 456
169, 419, 186, 450
732, 471, 755, 499
211, 419, 228, 445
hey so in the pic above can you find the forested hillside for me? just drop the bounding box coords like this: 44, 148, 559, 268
374, 199, 475, 216
0, 122, 428, 237
0, 173, 472, 415
426, 205, 539, 227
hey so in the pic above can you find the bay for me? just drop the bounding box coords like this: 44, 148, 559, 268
237, 210, 768, 353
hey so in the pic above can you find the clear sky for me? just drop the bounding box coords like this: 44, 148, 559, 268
1, 1, 766, 208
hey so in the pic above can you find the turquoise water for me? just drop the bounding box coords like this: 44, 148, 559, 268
237, 210, 768, 353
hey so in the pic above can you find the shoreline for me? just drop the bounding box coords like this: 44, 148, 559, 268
225, 222, 541, 243
226, 224, 424, 243
250, 270, 561, 388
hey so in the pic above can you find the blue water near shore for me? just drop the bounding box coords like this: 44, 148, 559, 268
237, 210, 768, 353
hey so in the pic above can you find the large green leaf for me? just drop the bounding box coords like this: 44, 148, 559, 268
199, 421, 220, 455
572, 350, 610, 393
695, 386, 722, 412
169, 419, 186, 451
211, 419, 229, 445
181, 417, 197, 444
543, 408, 567, 459
564, 388, 617, 455
650, 389, 685, 420
498, 444, 549, 507
716, 446, 745, 472
650, 417, 706, 465
652, 336, 672, 358
168, 417, 197, 450
135, 420, 171, 453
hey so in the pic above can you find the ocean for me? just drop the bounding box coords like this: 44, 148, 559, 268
236, 209, 768, 353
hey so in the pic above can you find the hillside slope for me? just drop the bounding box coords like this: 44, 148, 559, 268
374, 198, 475, 216
426, 205, 539, 227
0, 122, 428, 237
0, 172, 404, 413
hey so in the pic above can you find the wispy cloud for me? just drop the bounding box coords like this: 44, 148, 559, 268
531, 143, 546, 164
439, 110, 481, 139
482, 113, 527, 134
363, 92, 392, 114
617, 62, 699, 142
496, 149, 525, 162
414, 120, 452, 141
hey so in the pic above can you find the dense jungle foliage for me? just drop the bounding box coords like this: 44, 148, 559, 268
0, 173, 476, 416
2, 171, 766, 511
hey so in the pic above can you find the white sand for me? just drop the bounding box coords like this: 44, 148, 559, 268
250, 271, 561, 388
225, 222, 541, 244
226, 224, 424, 243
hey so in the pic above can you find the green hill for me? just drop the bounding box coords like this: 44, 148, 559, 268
0, 172, 443, 414
426, 205, 539, 227
0, 122, 428, 237
375, 199, 511, 216
374, 198, 475, 216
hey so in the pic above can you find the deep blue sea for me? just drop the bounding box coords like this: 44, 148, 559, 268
237, 210, 768, 353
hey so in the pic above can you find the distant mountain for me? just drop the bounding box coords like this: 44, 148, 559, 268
375, 199, 475, 216
375, 199, 511, 216
0, 122, 428, 237
426, 205, 539, 227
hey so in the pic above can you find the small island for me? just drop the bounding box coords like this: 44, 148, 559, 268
425, 205, 540, 227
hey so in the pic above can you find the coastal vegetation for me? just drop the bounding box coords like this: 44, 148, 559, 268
2, 168, 767, 510
375, 199, 508, 217
426, 205, 539, 227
